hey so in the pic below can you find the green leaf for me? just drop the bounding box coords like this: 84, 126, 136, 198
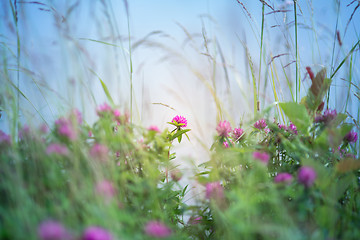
177, 134, 182, 143
169, 129, 191, 142
167, 121, 186, 128
181, 184, 189, 196
332, 113, 348, 127
89, 69, 114, 105
315, 124, 353, 149
279, 102, 311, 133
184, 132, 190, 142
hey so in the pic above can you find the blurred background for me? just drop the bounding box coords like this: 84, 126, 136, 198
1, 0, 359, 165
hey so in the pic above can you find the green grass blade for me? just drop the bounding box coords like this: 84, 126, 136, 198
6, 77, 48, 127
89, 69, 114, 106
330, 39, 360, 79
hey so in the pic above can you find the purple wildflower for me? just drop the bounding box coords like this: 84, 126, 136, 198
96, 103, 112, 113
82, 226, 112, 240
46, 143, 69, 156
37, 220, 70, 240
252, 152, 270, 165
216, 120, 232, 137
223, 141, 229, 148
148, 125, 160, 133
278, 124, 287, 130
55, 118, 77, 140
96, 103, 112, 116
315, 109, 337, 125
288, 122, 298, 135
274, 173, 293, 184
113, 109, 121, 118
95, 180, 116, 199
323, 109, 337, 124
233, 128, 244, 140
144, 221, 172, 238
172, 115, 187, 128
254, 119, 267, 130
90, 143, 109, 162
344, 130, 358, 143
205, 182, 224, 200
298, 166, 317, 188
0, 130, 11, 146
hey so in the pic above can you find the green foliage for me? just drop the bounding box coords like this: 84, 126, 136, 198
279, 102, 311, 133
0, 108, 191, 239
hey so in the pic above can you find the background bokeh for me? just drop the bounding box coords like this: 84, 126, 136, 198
1, 0, 359, 165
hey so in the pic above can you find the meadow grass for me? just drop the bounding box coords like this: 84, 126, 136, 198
0, 0, 360, 239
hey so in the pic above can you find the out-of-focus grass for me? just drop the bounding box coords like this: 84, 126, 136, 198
0, 0, 359, 238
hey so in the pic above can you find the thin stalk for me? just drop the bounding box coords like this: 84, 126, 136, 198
293, 0, 299, 102
248, 53, 257, 115
269, 62, 284, 123
331, 39, 360, 79
258, 1, 265, 104
273, 61, 285, 123
281, 63, 295, 102
126, 6, 133, 123
344, 53, 353, 112
328, 0, 341, 106
9, 0, 20, 140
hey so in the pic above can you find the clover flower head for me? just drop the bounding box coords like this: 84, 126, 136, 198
55, 118, 77, 140
90, 143, 109, 162
252, 151, 270, 165
82, 226, 112, 240
96, 103, 112, 116
113, 109, 121, 118
233, 128, 244, 140
37, 220, 70, 240
315, 109, 337, 125
298, 166, 317, 188
216, 120, 232, 137
205, 182, 224, 200
144, 221, 171, 238
46, 143, 69, 156
95, 180, 116, 199
288, 122, 298, 135
274, 173, 293, 184
344, 130, 358, 143
148, 125, 160, 133
323, 109, 337, 124
223, 141, 229, 148
172, 115, 187, 128
254, 119, 267, 130
278, 124, 287, 130
0, 130, 11, 146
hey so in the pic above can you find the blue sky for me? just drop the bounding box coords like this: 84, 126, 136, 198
1, 0, 359, 137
